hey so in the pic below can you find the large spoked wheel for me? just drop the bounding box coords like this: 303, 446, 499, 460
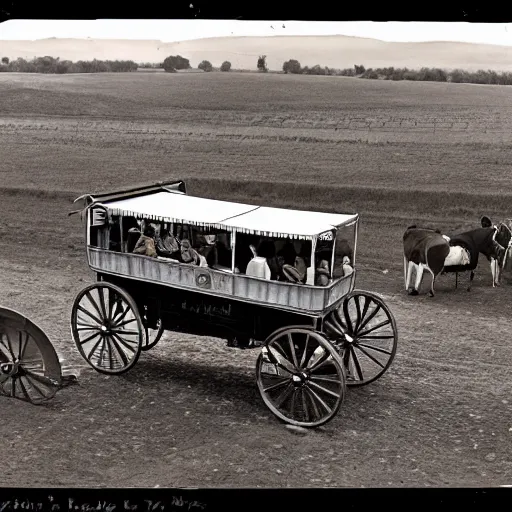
70, 282, 144, 375
0, 307, 62, 404
324, 290, 398, 387
256, 326, 346, 428
140, 305, 164, 352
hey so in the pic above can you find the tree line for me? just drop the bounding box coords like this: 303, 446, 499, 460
282, 60, 512, 85
0, 56, 138, 73
3, 53, 512, 86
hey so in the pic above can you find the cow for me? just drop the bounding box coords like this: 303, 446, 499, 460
480, 215, 512, 285
403, 226, 450, 297
403, 224, 506, 297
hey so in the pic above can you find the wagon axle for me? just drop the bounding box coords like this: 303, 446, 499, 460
0, 360, 18, 377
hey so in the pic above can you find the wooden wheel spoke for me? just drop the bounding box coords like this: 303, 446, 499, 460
305, 386, 333, 415
354, 296, 362, 332
308, 379, 341, 399
349, 346, 364, 381
353, 344, 386, 369
79, 331, 102, 346
113, 317, 136, 329
97, 288, 108, 322
324, 316, 346, 338
18, 376, 33, 402
360, 296, 371, 327
273, 382, 294, 409
358, 334, 395, 340
23, 369, 59, 390
77, 305, 103, 326
18, 331, 29, 361
85, 291, 105, 321
108, 336, 130, 367
87, 337, 104, 360
357, 319, 391, 338
105, 337, 116, 370
111, 332, 138, 354
354, 303, 381, 334
1, 332, 16, 361
287, 334, 299, 369
301, 389, 310, 423
299, 334, 310, 368
112, 304, 130, 325
304, 387, 322, 419
11, 376, 16, 397
357, 342, 393, 356
262, 377, 291, 393
110, 329, 139, 336
268, 346, 296, 374
310, 374, 343, 384
308, 349, 331, 373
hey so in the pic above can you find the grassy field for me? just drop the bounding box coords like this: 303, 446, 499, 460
1, 71, 512, 488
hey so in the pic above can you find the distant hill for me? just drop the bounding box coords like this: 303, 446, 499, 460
2, 35, 512, 72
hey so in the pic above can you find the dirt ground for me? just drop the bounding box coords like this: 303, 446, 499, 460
1, 73, 512, 488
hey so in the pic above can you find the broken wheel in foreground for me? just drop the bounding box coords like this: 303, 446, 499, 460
0, 306, 62, 404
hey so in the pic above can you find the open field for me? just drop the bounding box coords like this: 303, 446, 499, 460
1, 72, 512, 488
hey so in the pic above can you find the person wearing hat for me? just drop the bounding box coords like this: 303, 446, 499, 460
282, 255, 308, 284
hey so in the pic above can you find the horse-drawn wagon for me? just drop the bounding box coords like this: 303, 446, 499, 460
69, 179, 398, 428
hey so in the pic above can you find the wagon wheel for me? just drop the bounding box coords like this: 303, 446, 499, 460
140, 305, 164, 352
256, 326, 346, 428
324, 290, 398, 387
70, 282, 144, 375
0, 307, 62, 404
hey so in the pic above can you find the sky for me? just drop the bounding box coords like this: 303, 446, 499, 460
1, 20, 512, 46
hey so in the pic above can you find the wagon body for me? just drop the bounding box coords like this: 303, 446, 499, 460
69, 179, 398, 428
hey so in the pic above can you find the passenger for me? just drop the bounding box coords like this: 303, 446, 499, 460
180, 239, 208, 267
315, 259, 330, 286
155, 225, 181, 260
132, 225, 158, 258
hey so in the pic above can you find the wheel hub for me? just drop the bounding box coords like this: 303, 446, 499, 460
0, 360, 19, 377
292, 371, 309, 386
100, 324, 111, 336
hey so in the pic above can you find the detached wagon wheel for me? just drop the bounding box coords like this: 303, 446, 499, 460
70, 282, 143, 375
324, 290, 398, 387
141, 306, 164, 352
256, 326, 346, 428
0, 307, 62, 404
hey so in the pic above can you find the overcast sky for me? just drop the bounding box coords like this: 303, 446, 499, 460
1, 20, 512, 46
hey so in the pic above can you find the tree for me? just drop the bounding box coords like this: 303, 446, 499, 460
163, 55, 191, 72
282, 59, 301, 74
220, 61, 231, 72
257, 55, 267, 72
1, 57, 9, 65
198, 60, 213, 72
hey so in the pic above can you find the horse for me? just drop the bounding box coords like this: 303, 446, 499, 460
480, 215, 512, 285
403, 224, 506, 297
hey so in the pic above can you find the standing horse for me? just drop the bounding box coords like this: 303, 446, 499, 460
403, 224, 505, 296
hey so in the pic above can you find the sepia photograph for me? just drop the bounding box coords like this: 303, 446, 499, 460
0, 16, 511, 491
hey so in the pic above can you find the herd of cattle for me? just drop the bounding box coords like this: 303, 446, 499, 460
403, 215, 512, 297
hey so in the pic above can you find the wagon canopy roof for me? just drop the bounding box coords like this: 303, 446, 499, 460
101, 190, 358, 239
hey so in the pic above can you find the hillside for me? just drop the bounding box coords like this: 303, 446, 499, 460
2, 35, 512, 71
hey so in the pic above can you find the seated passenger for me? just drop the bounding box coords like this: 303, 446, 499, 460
282, 255, 307, 284
315, 259, 330, 286
180, 239, 208, 267
133, 225, 157, 258
155, 226, 181, 260
246, 244, 271, 280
